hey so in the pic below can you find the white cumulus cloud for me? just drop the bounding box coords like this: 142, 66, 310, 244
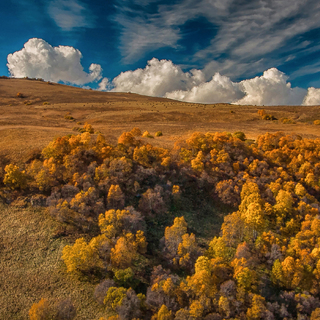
165, 73, 244, 104
112, 59, 308, 106
98, 77, 111, 91
112, 58, 204, 96
7, 38, 102, 85
302, 87, 320, 105
235, 68, 307, 106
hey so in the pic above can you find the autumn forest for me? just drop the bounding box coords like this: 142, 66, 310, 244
1, 120, 320, 320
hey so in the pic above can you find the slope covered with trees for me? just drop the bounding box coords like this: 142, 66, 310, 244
1, 125, 320, 319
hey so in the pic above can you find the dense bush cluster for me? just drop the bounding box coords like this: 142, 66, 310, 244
257, 110, 277, 121
2, 126, 320, 319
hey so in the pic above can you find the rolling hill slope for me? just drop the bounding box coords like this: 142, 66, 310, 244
1, 77, 320, 162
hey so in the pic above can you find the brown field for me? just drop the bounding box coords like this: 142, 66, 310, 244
1, 77, 320, 162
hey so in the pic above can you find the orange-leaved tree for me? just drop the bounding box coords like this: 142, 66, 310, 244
29, 298, 52, 320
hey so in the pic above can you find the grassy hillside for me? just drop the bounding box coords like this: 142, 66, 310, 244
1, 77, 320, 163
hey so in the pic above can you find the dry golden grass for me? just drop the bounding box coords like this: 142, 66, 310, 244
0, 202, 106, 319
1, 78, 320, 162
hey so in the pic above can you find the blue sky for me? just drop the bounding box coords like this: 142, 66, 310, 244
2, 0, 320, 105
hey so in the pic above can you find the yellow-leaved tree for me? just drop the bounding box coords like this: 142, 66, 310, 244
191, 151, 204, 172
107, 185, 125, 209
62, 237, 105, 274
246, 294, 266, 320
99, 209, 128, 239
103, 287, 127, 312
239, 181, 266, 240
155, 305, 173, 320
3, 164, 27, 189
164, 217, 187, 256
273, 189, 293, 227
164, 217, 201, 271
